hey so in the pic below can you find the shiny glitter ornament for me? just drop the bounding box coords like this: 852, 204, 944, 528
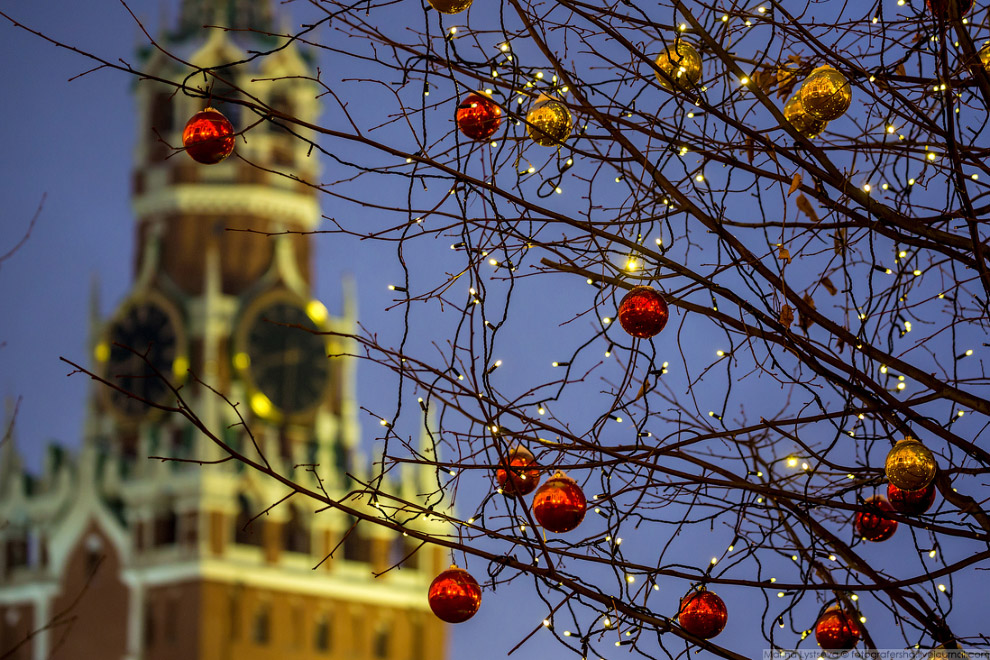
783, 94, 828, 139
926, 0, 975, 17
654, 41, 703, 90
526, 97, 573, 147
456, 93, 502, 141
182, 108, 236, 164
618, 286, 669, 339
885, 437, 938, 491
980, 43, 990, 71
887, 481, 937, 516
495, 445, 540, 497
532, 472, 587, 533
677, 590, 727, 639
427, 0, 473, 14
428, 566, 482, 623
855, 495, 898, 542
815, 607, 861, 651
799, 66, 852, 122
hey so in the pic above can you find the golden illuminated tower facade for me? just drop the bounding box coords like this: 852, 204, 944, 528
0, 2, 448, 659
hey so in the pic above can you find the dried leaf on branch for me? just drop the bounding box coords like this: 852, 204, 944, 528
788, 172, 802, 196
779, 303, 795, 328
776, 61, 801, 99
795, 193, 820, 222
632, 377, 653, 402
752, 67, 776, 93
798, 293, 816, 332
821, 276, 838, 296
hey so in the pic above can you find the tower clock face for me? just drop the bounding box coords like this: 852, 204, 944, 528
238, 298, 331, 418
104, 301, 182, 419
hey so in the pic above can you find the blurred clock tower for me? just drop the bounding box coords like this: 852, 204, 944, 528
0, 1, 448, 658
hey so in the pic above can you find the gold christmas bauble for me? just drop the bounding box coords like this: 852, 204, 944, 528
799, 65, 852, 121
526, 99, 573, 147
654, 41, 702, 90
885, 437, 937, 491
427, 0, 473, 14
783, 94, 828, 139
980, 42, 990, 71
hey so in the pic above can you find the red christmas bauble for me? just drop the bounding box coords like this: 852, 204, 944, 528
887, 481, 937, 516
677, 590, 727, 639
495, 446, 540, 496
926, 0, 975, 17
532, 472, 587, 533
428, 566, 482, 623
854, 495, 898, 542
618, 286, 669, 339
456, 93, 502, 141
182, 108, 236, 164
815, 607, 861, 651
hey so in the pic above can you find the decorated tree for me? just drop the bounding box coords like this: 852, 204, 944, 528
6, 0, 990, 657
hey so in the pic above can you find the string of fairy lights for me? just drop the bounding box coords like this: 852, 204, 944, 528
420, 0, 977, 648
161, 0, 990, 656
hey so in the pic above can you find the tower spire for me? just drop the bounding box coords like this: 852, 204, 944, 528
177, 0, 273, 37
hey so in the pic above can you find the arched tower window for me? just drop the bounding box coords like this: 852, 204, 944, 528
148, 89, 174, 161
313, 612, 332, 652
252, 603, 270, 645
234, 494, 262, 546
150, 91, 174, 134
283, 507, 310, 555
268, 91, 295, 133
269, 90, 297, 167
391, 534, 421, 569
373, 623, 390, 659
209, 84, 241, 130
153, 504, 178, 547
4, 534, 28, 571
342, 517, 370, 562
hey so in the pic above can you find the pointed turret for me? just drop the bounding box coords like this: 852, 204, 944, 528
0, 397, 23, 496
176, 0, 273, 37
87, 272, 101, 347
